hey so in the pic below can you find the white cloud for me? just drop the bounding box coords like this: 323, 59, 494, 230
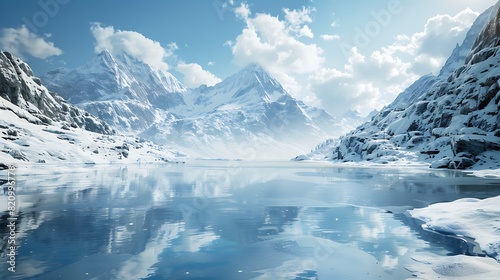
283, 6, 313, 26
90, 23, 175, 70
299, 25, 314, 38
0, 25, 63, 59
231, 5, 323, 95
320, 34, 340, 41
284, 7, 315, 38
229, 4, 479, 117
235, 3, 251, 19
176, 62, 221, 88
308, 8, 480, 116
381, 8, 479, 74
207, 61, 215, 66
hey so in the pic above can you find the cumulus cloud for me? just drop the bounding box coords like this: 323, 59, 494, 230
177, 62, 221, 88
308, 8, 479, 116
284, 7, 313, 26
231, 4, 323, 94
0, 25, 63, 59
90, 23, 175, 70
235, 3, 251, 19
386, 8, 479, 74
228, 4, 479, 117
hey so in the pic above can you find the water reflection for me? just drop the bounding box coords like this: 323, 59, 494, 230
0, 162, 499, 279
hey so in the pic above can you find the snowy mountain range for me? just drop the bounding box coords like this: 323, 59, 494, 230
299, 4, 500, 170
42, 50, 186, 133
0, 51, 186, 164
42, 54, 367, 159
6, 4, 499, 165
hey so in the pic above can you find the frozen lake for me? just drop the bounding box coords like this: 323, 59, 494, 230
1, 161, 500, 279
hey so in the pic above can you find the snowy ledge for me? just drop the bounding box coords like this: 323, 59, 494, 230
409, 196, 500, 262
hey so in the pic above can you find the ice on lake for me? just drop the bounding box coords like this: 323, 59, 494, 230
1, 161, 500, 279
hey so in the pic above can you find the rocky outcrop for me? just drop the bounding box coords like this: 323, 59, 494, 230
0, 51, 113, 135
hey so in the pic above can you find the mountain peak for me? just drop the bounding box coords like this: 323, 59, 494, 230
96, 49, 115, 64
341, 109, 362, 119
227, 63, 279, 88
241, 63, 266, 73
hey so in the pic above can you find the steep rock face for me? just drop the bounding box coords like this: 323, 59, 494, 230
42, 50, 186, 132
0, 51, 113, 134
467, 2, 500, 64
304, 4, 500, 169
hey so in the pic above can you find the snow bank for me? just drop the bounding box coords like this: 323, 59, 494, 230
471, 169, 500, 179
409, 196, 500, 261
406, 253, 500, 280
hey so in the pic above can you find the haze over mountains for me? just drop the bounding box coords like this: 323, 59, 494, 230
41, 53, 367, 159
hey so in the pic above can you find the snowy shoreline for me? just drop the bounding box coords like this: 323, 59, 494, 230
294, 158, 500, 179
409, 196, 500, 262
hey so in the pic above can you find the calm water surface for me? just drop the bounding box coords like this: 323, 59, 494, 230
1, 161, 500, 279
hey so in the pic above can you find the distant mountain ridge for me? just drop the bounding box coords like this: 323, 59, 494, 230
42, 50, 186, 132
299, 3, 500, 169
43, 55, 367, 159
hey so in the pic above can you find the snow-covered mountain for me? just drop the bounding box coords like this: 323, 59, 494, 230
144, 64, 367, 159
0, 51, 186, 164
42, 50, 186, 132
299, 4, 500, 169
43, 53, 364, 159
0, 51, 113, 135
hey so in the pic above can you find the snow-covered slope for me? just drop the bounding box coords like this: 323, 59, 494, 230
301, 4, 500, 170
0, 51, 186, 164
42, 50, 186, 132
0, 51, 113, 135
143, 64, 365, 159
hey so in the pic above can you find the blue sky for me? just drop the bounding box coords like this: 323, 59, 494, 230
0, 0, 497, 116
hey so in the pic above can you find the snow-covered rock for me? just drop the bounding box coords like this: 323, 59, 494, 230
42, 50, 186, 132
0, 51, 113, 134
0, 51, 186, 164
305, 4, 500, 170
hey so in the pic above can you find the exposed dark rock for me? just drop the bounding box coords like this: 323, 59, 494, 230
456, 136, 500, 155
9, 150, 28, 161
478, 82, 499, 109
